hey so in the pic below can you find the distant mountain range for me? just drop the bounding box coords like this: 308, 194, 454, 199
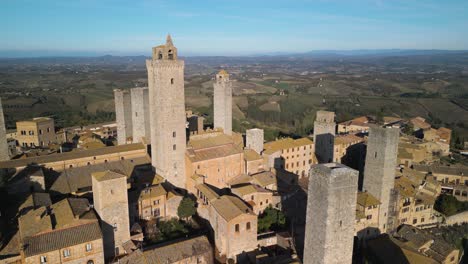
1, 49, 468, 59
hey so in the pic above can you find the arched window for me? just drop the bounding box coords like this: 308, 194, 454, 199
168, 50, 173, 60
158, 52, 162, 59
87, 260, 94, 264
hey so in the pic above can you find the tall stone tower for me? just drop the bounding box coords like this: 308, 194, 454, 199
213, 70, 232, 135
92, 170, 130, 260
0, 98, 9, 161
313, 110, 336, 163
131, 87, 151, 143
146, 35, 186, 188
246, 128, 264, 154
304, 163, 358, 264
114, 89, 133, 145
363, 126, 399, 232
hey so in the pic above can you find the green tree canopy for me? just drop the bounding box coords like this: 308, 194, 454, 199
177, 197, 196, 220
258, 207, 286, 233
435, 194, 468, 216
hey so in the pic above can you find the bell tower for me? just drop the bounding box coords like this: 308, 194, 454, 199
146, 35, 186, 188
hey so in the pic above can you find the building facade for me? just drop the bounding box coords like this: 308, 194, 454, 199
313, 110, 336, 163
114, 89, 133, 145
16, 117, 55, 148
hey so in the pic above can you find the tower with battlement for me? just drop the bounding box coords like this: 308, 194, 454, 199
304, 163, 358, 264
114, 89, 133, 145
146, 35, 186, 188
92, 170, 130, 260
213, 70, 232, 135
313, 110, 336, 163
363, 126, 399, 233
131, 87, 150, 143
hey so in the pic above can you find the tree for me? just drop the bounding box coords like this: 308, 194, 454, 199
177, 197, 196, 221
257, 206, 286, 233
434, 194, 468, 216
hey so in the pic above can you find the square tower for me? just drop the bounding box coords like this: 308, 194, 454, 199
146, 35, 187, 188
130, 87, 151, 143
92, 170, 130, 260
363, 127, 399, 232
313, 110, 336, 163
114, 89, 133, 145
246, 128, 264, 154
304, 163, 358, 264
0, 98, 9, 161
213, 70, 232, 135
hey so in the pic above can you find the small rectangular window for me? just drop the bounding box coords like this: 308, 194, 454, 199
173, 144, 176, 150
173, 131, 176, 137
63, 249, 71, 257
86, 243, 92, 252
40, 256, 47, 263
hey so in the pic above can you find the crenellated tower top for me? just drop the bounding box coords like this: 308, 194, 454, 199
152, 34, 178, 60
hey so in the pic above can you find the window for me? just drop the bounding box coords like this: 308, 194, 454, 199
87, 261, 94, 264
170, 78, 174, 84
235, 224, 239, 232
86, 243, 92, 252
246, 222, 251, 230
173, 144, 176, 150
153, 200, 160, 205
39, 129, 43, 135
173, 131, 176, 137
366, 215, 372, 220
153, 208, 160, 217
40, 256, 47, 263
63, 249, 71, 258
158, 52, 162, 59
69, 164, 73, 168
413, 219, 417, 224
266, 199, 269, 204
113, 223, 118, 231
421, 218, 425, 223
251, 195, 254, 201
47, 127, 50, 133
374, 152, 377, 158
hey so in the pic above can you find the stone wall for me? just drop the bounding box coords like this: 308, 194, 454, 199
114, 89, 133, 145
246, 128, 264, 154
213, 71, 232, 135
313, 111, 336, 163
304, 163, 358, 264
131, 87, 150, 143
147, 42, 187, 188
363, 127, 399, 232
0, 99, 9, 161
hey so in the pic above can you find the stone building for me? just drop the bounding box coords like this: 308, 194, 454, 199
304, 163, 358, 264
131, 87, 151, 143
15, 117, 55, 148
114, 89, 133, 145
185, 132, 244, 190
363, 127, 399, 233
366, 225, 460, 264
313, 110, 336, 163
133, 183, 182, 221
334, 134, 365, 163
0, 98, 9, 161
92, 170, 131, 259
246, 128, 264, 154
209, 195, 257, 260
147, 35, 186, 189
355, 191, 381, 241
263, 137, 314, 178
114, 87, 150, 145
17, 198, 104, 264
231, 183, 279, 215
337, 116, 371, 134
243, 148, 264, 175
213, 70, 233, 135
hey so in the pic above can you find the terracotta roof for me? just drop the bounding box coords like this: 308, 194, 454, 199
335, 134, 364, 145
244, 149, 262, 161
395, 176, 417, 198
188, 144, 243, 162
139, 184, 167, 200
251, 171, 276, 187
263, 137, 313, 155
232, 184, 270, 197
227, 173, 251, 186
410, 117, 431, 130
23, 221, 102, 257
195, 184, 220, 202
0, 143, 146, 169
17, 117, 53, 124
92, 170, 126, 182
357, 191, 381, 207
413, 164, 468, 177
211, 195, 253, 222
338, 116, 371, 127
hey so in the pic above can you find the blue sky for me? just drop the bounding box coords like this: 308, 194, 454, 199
1, 0, 468, 56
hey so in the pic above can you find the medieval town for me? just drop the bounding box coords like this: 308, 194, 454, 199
0, 36, 466, 264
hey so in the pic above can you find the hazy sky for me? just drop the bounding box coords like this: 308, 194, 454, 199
2, 0, 468, 56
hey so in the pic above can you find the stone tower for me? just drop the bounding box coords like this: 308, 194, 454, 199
146, 35, 186, 188
213, 70, 232, 135
0, 98, 9, 161
114, 89, 133, 145
246, 128, 264, 154
363, 126, 399, 232
304, 163, 358, 264
131, 87, 151, 143
92, 170, 130, 260
313, 110, 336, 163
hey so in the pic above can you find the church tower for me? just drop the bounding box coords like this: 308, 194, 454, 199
213, 70, 232, 135
146, 35, 186, 188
